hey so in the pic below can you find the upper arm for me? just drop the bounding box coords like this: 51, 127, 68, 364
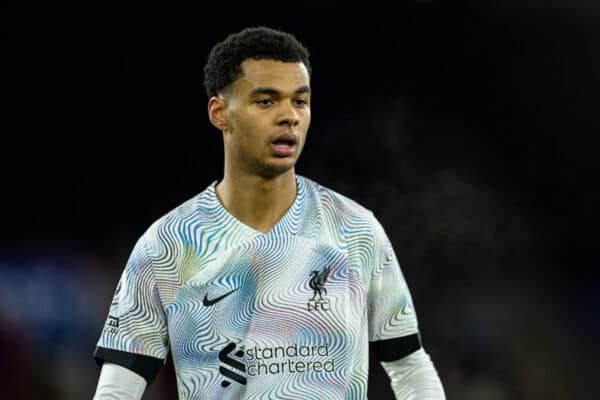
366, 214, 422, 361
94, 235, 169, 384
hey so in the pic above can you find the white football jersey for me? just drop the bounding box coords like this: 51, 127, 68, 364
95, 175, 421, 399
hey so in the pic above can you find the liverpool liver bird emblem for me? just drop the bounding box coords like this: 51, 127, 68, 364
309, 267, 331, 300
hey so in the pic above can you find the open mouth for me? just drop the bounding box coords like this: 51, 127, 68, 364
271, 133, 297, 146
270, 133, 298, 156
272, 138, 296, 147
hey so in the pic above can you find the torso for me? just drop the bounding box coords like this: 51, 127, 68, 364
146, 176, 379, 399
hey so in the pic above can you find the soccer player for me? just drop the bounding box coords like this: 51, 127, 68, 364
93, 26, 445, 399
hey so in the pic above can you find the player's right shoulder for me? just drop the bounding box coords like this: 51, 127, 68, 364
134, 183, 217, 255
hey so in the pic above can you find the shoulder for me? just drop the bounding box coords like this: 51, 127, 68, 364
299, 176, 391, 276
136, 182, 217, 253
299, 175, 375, 221
298, 175, 386, 241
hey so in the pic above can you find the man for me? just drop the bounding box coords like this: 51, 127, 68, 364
93, 26, 445, 399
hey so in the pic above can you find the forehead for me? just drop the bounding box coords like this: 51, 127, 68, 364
234, 59, 310, 93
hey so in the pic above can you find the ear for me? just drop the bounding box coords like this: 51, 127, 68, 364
208, 96, 229, 131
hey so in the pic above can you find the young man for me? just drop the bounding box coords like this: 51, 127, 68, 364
93, 27, 445, 399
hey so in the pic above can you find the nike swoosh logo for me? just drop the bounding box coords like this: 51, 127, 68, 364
203, 288, 238, 307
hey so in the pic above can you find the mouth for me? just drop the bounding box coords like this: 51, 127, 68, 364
270, 132, 298, 157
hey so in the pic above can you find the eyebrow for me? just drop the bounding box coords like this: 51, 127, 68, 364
249, 86, 311, 97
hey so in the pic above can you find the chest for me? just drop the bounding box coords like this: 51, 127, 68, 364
164, 236, 367, 352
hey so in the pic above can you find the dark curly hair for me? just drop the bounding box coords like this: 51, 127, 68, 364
203, 26, 311, 98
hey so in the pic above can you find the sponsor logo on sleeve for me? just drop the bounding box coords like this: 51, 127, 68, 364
104, 315, 120, 333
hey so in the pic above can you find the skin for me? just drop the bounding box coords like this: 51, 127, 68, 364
207, 59, 312, 234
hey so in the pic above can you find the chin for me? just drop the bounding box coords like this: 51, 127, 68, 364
256, 159, 297, 179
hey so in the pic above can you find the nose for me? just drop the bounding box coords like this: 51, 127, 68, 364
276, 100, 300, 127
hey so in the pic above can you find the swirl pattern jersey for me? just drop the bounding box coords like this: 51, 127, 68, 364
95, 175, 419, 400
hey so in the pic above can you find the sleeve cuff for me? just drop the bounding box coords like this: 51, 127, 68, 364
94, 346, 164, 384
370, 332, 422, 362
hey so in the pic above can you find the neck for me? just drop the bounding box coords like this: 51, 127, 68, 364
215, 169, 297, 234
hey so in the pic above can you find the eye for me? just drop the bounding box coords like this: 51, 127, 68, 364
256, 99, 273, 107
294, 98, 309, 106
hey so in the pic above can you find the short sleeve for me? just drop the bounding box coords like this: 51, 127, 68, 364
94, 235, 169, 383
368, 215, 422, 361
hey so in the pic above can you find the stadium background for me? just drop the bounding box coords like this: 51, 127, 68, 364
2, 1, 599, 399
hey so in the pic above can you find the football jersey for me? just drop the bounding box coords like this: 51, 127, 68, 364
94, 175, 421, 400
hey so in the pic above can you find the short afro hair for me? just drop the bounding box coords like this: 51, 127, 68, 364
203, 26, 311, 98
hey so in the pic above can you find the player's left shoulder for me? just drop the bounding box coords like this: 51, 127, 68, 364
298, 175, 381, 231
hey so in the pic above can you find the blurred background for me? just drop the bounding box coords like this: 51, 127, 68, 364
3, 1, 599, 399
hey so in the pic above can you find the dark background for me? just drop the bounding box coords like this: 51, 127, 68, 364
2, 1, 599, 399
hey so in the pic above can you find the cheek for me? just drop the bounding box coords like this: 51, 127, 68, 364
228, 114, 249, 139
302, 107, 311, 126
231, 110, 261, 134
300, 112, 311, 136
229, 116, 264, 151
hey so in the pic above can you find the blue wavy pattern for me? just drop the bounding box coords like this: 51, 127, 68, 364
97, 175, 419, 399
